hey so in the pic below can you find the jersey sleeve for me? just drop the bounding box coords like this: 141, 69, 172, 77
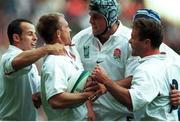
125, 55, 140, 77
124, 44, 140, 77
129, 68, 159, 112
42, 56, 68, 101
3, 51, 32, 78
30, 64, 41, 93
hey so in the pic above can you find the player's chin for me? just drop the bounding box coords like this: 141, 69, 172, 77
31, 47, 36, 50
92, 30, 99, 36
93, 32, 98, 36
24, 47, 34, 51
31, 44, 36, 49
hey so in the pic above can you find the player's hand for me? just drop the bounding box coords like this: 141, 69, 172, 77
91, 65, 110, 84
170, 85, 180, 106
46, 43, 66, 55
32, 92, 42, 109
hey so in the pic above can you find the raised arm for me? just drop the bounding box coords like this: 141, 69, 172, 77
12, 43, 64, 70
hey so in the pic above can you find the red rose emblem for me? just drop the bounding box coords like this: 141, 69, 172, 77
113, 48, 121, 59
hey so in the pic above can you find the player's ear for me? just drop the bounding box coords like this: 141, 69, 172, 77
13, 34, 21, 45
144, 38, 151, 48
56, 29, 61, 38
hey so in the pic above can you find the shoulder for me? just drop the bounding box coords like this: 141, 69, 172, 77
112, 22, 132, 49
73, 27, 92, 38
2, 46, 22, 60
113, 25, 132, 55
1, 46, 24, 73
42, 55, 66, 69
160, 43, 180, 59
72, 27, 92, 43
136, 58, 165, 75
115, 22, 132, 40
44, 55, 66, 63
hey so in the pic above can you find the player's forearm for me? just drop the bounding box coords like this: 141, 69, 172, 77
48, 92, 92, 109
116, 76, 132, 88
86, 100, 93, 111
104, 78, 133, 110
12, 46, 50, 70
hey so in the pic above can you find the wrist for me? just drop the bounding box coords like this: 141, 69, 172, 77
41, 45, 50, 55
103, 78, 114, 90
45, 45, 53, 55
82, 92, 93, 101
103, 88, 108, 94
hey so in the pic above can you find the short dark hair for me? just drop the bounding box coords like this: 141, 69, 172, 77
7, 18, 33, 45
36, 13, 64, 44
133, 18, 163, 48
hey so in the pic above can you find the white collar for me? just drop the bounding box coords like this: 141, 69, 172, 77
8, 45, 23, 52
139, 53, 167, 64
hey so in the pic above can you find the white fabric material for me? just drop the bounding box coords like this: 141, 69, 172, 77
73, 21, 180, 120
129, 54, 180, 121
73, 20, 180, 120
160, 43, 180, 61
0, 45, 39, 121
67, 70, 90, 93
41, 46, 87, 121
66, 70, 82, 92
73, 22, 136, 120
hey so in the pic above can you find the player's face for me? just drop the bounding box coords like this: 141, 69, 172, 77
89, 11, 106, 36
18, 22, 37, 51
59, 17, 72, 46
129, 27, 145, 57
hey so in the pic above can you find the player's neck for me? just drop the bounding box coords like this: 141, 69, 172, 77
65, 48, 76, 61
141, 49, 160, 58
98, 22, 119, 44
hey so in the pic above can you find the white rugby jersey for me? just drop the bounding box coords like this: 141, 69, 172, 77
129, 54, 180, 120
73, 21, 180, 120
0, 45, 39, 120
41, 46, 87, 121
73, 21, 136, 120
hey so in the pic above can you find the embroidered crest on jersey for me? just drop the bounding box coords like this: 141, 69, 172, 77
113, 48, 121, 62
84, 46, 89, 58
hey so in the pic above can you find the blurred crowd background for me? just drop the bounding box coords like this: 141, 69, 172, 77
0, 0, 180, 120
1, 0, 180, 54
